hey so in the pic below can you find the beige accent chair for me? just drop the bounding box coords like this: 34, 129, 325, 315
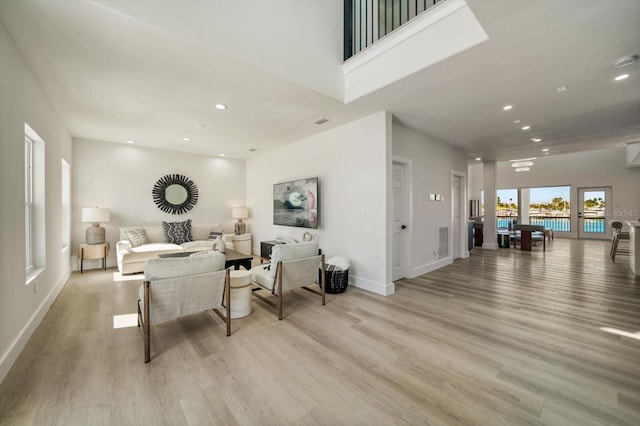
250, 241, 325, 320
137, 251, 230, 363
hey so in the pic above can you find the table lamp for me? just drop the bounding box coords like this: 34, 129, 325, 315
81, 207, 110, 244
232, 207, 248, 235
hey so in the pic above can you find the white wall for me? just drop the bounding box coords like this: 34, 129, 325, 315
468, 162, 483, 201
492, 148, 640, 238
246, 112, 393, 295
0, 22, 73, 382
392, 122, 469, 276
72, 139, 246, 270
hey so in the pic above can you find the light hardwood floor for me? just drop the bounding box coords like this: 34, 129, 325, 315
1, 239, 640, 425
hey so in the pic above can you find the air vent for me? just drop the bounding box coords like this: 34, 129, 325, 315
248, 148, 258, 152
614, 54, 639, 69
313, 118, 328, 125
439, 227, 449, 259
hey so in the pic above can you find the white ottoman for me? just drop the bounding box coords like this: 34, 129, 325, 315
228, 269, 252, 319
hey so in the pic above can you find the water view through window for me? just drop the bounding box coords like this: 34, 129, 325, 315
530, 186, 571, 232
497, 186, 572, 232
581, 190, 606, 233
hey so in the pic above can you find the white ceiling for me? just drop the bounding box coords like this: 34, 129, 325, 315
1, 0, 639, 162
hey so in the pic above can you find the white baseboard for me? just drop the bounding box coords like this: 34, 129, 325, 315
410, 257, 453, 278
482, 243, 499, 250
0, 270, 70, 383
351, 274, 395, 296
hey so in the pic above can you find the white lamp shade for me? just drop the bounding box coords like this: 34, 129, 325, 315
232, 207, 248, 219
81, 207, 110, 223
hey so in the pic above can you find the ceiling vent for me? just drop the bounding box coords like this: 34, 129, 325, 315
613, 54, 639, 69
313, 118, 329, 125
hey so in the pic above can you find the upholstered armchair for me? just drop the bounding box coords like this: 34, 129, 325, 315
138, 251, 230, 363
250, 241, 325, 320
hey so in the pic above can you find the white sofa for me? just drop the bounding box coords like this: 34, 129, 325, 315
117, 223, 234, 275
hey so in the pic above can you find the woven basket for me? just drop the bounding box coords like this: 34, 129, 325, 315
320, 267, 349, 294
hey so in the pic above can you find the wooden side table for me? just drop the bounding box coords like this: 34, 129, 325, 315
231, 233, 252, 255
78, 242, 110, 273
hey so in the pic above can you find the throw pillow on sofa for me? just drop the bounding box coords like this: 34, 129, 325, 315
123, 227, 149, 248
162, 219, 193, 244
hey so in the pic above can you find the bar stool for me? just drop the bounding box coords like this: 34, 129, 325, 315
610, 221, 629, 262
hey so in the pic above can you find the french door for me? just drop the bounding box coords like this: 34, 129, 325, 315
577, 187, 611, 240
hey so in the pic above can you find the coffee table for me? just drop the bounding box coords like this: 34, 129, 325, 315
223, 249, 253, 270
158, 249, 253, 270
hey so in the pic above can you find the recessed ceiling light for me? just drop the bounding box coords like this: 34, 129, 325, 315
475, 157, 482, 161
512, 161, 534, 168
521, 125, 531, 131
215, 104, 227, 110
531, 138, 542, 142
556, 85, 568, 92
542, 148, 549, 152
544, 152, 549, 155
219, 153, 226, 157
182, 137, 190, 142
513, 120, 521, 124
503, 105, 513, 111
614, 74, 629, 81
126, 140, 135, 144
515, 167, 530, 172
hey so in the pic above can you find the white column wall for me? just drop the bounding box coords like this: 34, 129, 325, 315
468, 162, 483, 201
520, 188, 530, 224
246, 112, 392, 295
482, 161, 498, 249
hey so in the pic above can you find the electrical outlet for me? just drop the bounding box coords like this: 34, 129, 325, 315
356, 210, 365, 218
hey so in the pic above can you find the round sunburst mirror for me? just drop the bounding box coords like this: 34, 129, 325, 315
152, 174, 198, 214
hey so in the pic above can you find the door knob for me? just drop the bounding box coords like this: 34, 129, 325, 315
401, 225, 407, 229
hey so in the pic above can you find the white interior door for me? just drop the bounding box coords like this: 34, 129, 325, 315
452, 175, 461, 258
577, 187, 611, 240
392, 163, 407, 281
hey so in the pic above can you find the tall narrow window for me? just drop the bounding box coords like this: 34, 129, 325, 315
25, 123, 46, 283
61, 159, 71, 250
25, 136, 34, 273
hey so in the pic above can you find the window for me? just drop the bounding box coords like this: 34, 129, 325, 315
61, 159, 71, 250
25, 123, 46, 283
529, 186, 571, 232
496, 188, 518, 228
25, 136, 34, 273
